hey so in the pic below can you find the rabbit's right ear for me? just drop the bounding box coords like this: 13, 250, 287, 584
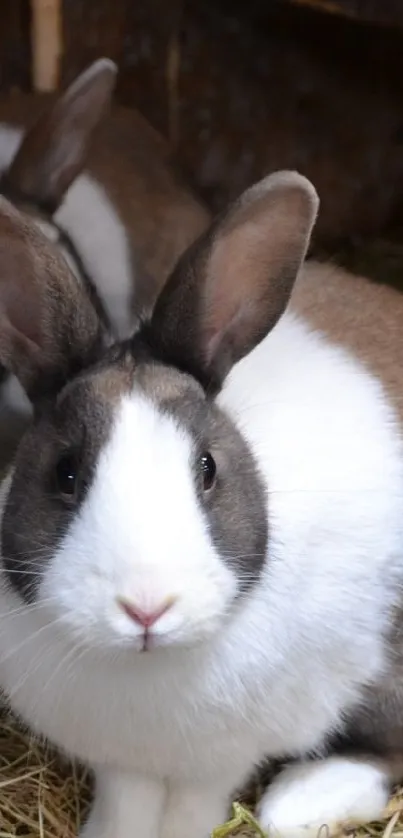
0, 197, 104, 402
4, 59, 117, 212
148, 171, 319, 389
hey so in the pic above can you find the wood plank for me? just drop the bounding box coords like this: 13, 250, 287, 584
0, 0, 31, 92
60, 0, 128, 85
118, 0, 403, 249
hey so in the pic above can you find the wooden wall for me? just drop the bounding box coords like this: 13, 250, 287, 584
2, 0, 403, 96
286, 0, 403, 28
0, 1, 31, 92
116, 0, 403, 246
60, 0, 128, 85
2, 0, 403, 249
0, 0, 128, 92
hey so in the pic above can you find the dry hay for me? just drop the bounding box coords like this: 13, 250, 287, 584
0, 704, 90, 837
0, 705, 402, 838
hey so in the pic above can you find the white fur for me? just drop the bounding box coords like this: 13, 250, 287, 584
0, 311, 402, 837
0, 123, 134, 339
54, 177, 134, 338
0, 373, 31, 417
80, 770, 166, 838
257, 756, 390, 837
0, 125, 21, 169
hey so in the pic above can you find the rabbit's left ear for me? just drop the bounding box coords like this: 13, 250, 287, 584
148, 171, 319, 388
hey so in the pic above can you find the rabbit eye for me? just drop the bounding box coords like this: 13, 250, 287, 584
200, 451, 216, 492
55, 454, 78, 497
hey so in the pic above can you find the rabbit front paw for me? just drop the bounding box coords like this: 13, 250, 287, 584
80, 769, 165, 838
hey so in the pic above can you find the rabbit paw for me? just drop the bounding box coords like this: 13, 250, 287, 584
257, 756, 390, 837
80, 769, 165, 838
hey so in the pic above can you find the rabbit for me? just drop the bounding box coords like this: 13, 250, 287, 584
0, 170, 402, 838
0, 57, 209, 448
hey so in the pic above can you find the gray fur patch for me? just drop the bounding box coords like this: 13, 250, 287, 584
2, 356, 134, 601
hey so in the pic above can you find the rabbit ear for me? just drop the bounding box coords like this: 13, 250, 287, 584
0, 197, 104, 402
4, 59, 117, 212
148, 171, 319, 389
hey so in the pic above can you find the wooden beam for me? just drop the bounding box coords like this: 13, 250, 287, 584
31, 0, 62, 92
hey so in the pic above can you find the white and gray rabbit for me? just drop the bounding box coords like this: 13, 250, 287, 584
0, 170, 402, 838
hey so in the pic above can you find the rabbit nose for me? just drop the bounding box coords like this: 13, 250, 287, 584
118, 597, 175, 629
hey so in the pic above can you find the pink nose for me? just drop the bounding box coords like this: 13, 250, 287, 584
118, 598, 174, 629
